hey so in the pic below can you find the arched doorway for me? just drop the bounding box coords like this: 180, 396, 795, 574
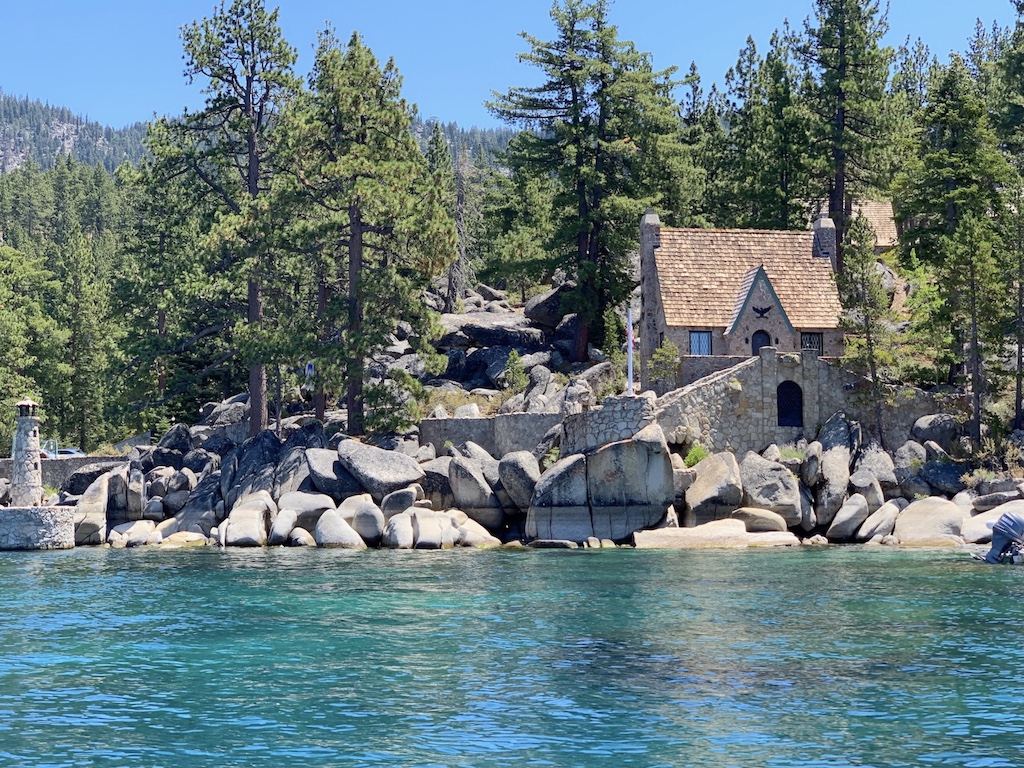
751, 330, 771, 355
777, 381, 803, 427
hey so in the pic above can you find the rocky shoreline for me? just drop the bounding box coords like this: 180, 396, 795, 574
0, 383, 1004, 554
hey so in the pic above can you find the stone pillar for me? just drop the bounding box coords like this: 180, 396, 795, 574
11, 397, 43, 507
638, 208, 662, 392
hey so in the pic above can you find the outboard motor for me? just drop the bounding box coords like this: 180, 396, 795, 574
984, 511, 1024, 564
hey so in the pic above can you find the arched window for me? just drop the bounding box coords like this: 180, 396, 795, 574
752, 330, 771, 355
777, 381, 803, 427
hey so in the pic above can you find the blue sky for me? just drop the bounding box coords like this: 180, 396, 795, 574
0, 0, 1017, 129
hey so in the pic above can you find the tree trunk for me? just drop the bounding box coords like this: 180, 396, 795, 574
314, 279, 328, 421
248, 277, 267, 436
1016, 254, 1024, 431
346, 204, 365, 435
969, 263, 983, 448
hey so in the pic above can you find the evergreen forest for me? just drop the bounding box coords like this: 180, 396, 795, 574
3, 0, 1024, 461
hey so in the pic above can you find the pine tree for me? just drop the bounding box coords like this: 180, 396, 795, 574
279, 30, 455, 434
897, 55, 1012, 442
489, 0, 694, 360
800, 0, 892, 271
145, 0, 300, 436
838, 215, 896, 446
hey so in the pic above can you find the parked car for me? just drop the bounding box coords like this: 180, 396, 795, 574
39, 447, 85, 459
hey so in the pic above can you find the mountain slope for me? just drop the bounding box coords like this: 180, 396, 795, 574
0, 90, 148, 173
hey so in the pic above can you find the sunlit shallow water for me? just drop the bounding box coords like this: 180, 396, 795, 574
0, 545, 1021, 767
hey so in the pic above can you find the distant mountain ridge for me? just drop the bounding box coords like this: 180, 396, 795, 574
0, 90, 149, 173
0, 90, 515, 175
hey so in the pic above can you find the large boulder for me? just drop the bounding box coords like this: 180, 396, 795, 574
826, 494, 870, 541
62, 461, 126, 496
731, 507, 788, 533
848, 471, 884, 513
350, 500, 386, 548
438, 312, 546, 350
182, 448, 220, 476
634, 519, 749, 549
449, 456, 504, 530
960, 508, 1004, 544
918, 461, 968, 497
412, 510, 453, 549
853, 442, 898, 495
962, 500, 1024, 544
382, 512, 415, 549
911, 414, 960, 453
224, 505, 268, 547
336, 440, 425, 502
893, 497, 964, 545
305, 448, 363, 500
457, 517, 502, 547
420, 457, 455, 512
815, 412, 853, 527
801, 441, 823, 488
174, 471, 224, 533
684, 452, 743, 526
738, 451, 801, 525
157, 423, 193, 456
273, 447, 313, 498
498, 451, 541, 514
277, 491, 334, 532
314, 509, 367, 549
381, 488, 418, 519
528, 424, 673, 542
268, 508, 299, 546
74, 472, 110, 545
855, 500, 904, 542
127, 467, 146, 521
524, 282, 573, 328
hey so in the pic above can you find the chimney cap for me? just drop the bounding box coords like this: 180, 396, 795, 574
16, 397, 38, 417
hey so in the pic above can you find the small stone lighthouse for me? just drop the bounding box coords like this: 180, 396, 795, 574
11, 397, 43, 507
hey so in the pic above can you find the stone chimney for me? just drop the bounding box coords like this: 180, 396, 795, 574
639, 209, 662, 392
11, 398, 43, 507
813, 213, 837, 270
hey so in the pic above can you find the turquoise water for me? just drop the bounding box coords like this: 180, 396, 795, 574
0, 546, 1021, 768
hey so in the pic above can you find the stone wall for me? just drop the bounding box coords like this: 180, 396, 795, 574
656, 347, 961, 454
562, 395, 656, 455
419, 412, 564, 458
679, 356, 748, 387
0, 507, 75, 550
0, 457, 125, 491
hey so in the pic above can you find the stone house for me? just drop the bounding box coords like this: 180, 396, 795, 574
638, 210, 844, 391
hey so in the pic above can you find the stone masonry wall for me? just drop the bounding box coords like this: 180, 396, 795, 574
562, 395, 656, 456
0, 457, 125, 492
419, 412, 564, 458
0, 507, 75, 550
656, 348, 961, 454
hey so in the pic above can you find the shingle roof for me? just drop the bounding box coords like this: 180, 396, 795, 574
858, 200, 898, 249
816, 199, 898, 249
653, 228, 842, 330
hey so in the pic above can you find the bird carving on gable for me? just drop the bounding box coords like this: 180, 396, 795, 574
752, 306, 772, 318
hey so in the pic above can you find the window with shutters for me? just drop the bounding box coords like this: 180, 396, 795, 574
689, 331, 712, 355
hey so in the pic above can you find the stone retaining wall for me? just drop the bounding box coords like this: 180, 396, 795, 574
420, 412, 564, 458
0, 507, 76, 550
656, 347, 961, 454
562, 395, 656, 455
0, 457, 125, 491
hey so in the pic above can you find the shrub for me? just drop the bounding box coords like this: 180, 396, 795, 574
502, 349, 528, 394
684, 444, 709, 468
650, 340, 680, 387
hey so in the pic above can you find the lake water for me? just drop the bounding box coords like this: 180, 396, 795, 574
0, 545, 1021, 768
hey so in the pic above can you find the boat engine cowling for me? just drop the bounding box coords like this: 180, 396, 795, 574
984, 511, 1024, 563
